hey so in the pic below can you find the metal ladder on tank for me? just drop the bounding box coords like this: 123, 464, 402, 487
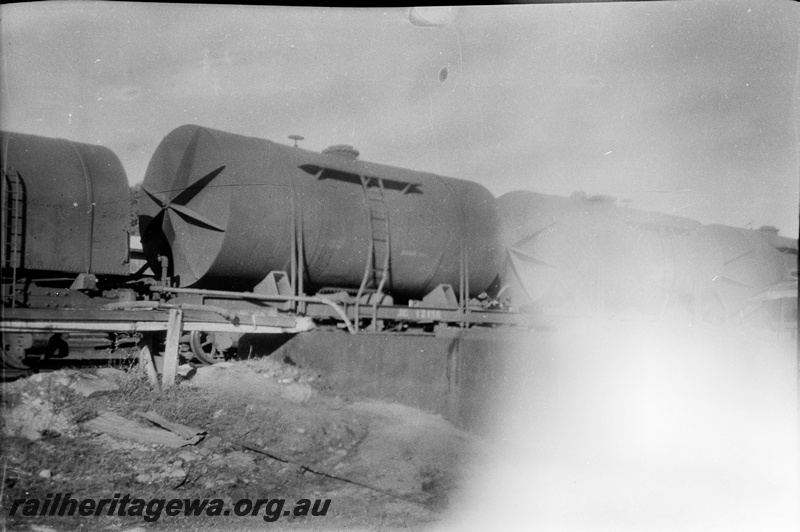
1, 169, 24, 307
355, 175, 391, 331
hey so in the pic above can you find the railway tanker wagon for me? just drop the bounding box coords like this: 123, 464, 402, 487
1, 131, 130, 294
1, 131, 131, 368
497, 190, 794, 323
139, 125, 501, 314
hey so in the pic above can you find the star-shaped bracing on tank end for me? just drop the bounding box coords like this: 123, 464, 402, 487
141, 126, 227, 245
140, 130, 227, 280
506, 220, 559, 268
504, 221, 560, 300
142, 164, 226, 241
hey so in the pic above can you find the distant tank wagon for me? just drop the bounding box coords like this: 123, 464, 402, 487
497, 190, 797, 324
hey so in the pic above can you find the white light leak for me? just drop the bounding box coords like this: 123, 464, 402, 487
439, 319, 797, 531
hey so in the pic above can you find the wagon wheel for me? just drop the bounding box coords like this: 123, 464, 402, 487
189, 331, 224, 365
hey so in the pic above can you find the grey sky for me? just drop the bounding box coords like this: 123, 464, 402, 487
2, 1, 798, 236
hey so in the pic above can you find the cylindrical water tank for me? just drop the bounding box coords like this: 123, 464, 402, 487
497, 190, 793, 320
497, 190, 702, 316
139, 125, 501, 299
1, 131, 130, 276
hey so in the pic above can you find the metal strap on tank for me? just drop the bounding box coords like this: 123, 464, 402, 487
68, 142, 94, 273
290, 148, 311, 313
290, 184, 298, 305
454, 194, 470, 327
459, 235, 470, 327
289, 181, 306, 313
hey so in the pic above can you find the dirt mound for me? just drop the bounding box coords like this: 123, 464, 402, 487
2, 357, 478, 530
3, 368, 126, 441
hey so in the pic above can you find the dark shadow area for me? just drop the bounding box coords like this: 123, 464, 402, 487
236, 333, 296, 360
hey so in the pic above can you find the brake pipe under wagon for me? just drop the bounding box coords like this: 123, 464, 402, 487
149, 286, 356, 334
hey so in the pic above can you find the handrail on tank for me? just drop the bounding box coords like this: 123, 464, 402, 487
149, 285, 356, 334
